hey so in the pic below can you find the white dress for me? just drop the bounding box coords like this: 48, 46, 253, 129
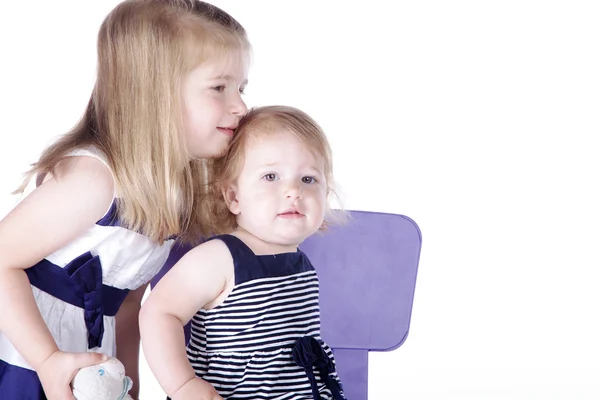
0, 148, 173, 399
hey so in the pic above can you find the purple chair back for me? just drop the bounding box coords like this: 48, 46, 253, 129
150, 210, 421, 400
299, 210, 421, 400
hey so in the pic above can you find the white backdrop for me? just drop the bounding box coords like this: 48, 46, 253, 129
1, 1, 599, 398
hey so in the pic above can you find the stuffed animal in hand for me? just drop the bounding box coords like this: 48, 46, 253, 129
71, 356, 134, 400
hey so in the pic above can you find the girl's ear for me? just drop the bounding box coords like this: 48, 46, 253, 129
223, 183, 240, 215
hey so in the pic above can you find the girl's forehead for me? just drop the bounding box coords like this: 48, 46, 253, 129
205, 46, 250, 71
190, 53, 249, 81
242, 132, 325, 169
214, 50, 250, 74
245, 131, 299, 150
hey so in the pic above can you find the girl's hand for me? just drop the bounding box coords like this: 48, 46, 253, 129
171, 377, 224, 400
37, 350, 108, 400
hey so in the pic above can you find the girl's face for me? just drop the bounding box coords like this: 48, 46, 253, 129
182, 55, 248, 159
226, 131, 327, 252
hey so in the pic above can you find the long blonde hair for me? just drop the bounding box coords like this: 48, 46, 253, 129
208, 105, 346, 234
16, 0, 251, 244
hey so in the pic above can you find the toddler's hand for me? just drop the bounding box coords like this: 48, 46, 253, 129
171, 376, 224, 400
37, 350, 107, 400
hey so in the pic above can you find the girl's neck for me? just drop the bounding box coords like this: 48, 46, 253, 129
230, 228, 298, 255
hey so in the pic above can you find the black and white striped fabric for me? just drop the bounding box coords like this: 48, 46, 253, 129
186, 234, 345, 400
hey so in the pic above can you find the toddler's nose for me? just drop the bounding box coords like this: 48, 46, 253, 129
285, 185, 303, 199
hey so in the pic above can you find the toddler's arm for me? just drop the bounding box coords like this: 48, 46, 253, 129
139, 239, 233, 400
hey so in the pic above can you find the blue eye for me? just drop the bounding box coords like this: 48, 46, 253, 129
98, 368, 105, 376
302, 176, 316, 184
263, 173, 277, 181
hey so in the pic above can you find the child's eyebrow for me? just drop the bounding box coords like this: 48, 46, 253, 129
258, 162, 323, 173
307, 166, 325, 175
211, 75, 248, 85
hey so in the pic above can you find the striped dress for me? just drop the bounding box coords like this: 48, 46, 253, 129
186, 234, 345, 400
0, 148, 174, 399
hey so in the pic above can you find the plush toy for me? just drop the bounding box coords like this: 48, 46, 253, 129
71, 357, 134, 400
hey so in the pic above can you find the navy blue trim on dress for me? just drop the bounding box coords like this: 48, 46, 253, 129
0, 360, 45, 399
292, 336, 345, 400
209, 234, 315, 285
95, 200, 122, 227
25, 252, 129, 349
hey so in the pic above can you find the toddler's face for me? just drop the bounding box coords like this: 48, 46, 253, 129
228, 131, 327, 249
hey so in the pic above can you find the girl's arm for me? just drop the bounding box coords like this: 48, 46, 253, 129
0, 156, 114, 396
116, 283, 148, 399
139, 239, 233, 399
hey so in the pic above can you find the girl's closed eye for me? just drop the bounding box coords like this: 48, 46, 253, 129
211, 85, 226, 93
